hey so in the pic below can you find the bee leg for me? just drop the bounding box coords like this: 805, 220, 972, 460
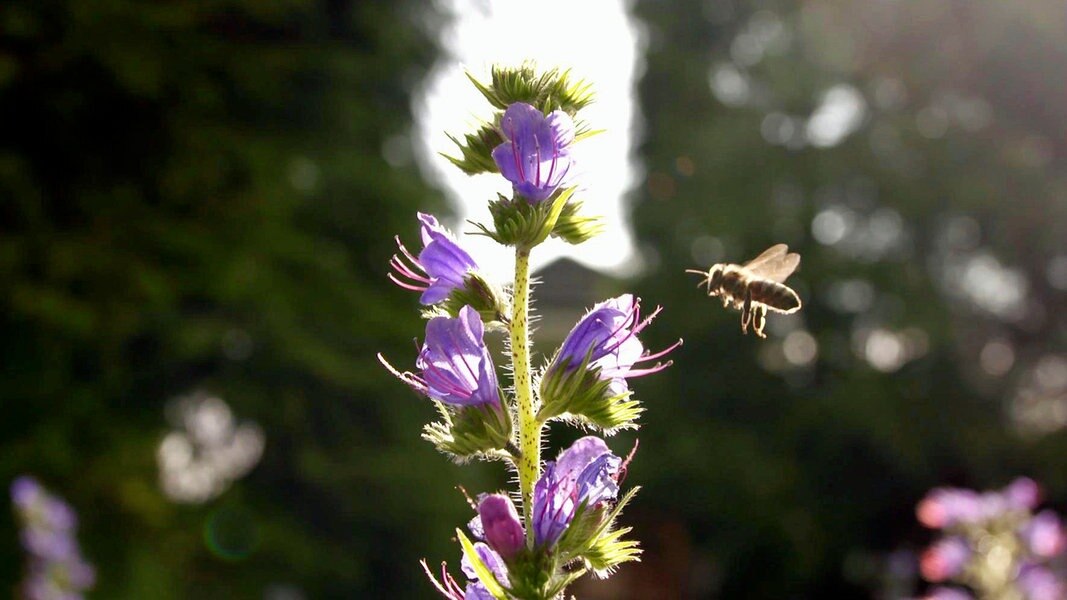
741, 291, 753, 334
753, 304, 767, 338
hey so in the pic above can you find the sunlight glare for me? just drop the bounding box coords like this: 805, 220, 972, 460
415, 0, 647, 280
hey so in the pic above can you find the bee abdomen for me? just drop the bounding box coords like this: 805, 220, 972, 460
749, 279, 802, 313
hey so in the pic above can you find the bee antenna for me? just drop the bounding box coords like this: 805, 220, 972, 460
685, 268, 712, 290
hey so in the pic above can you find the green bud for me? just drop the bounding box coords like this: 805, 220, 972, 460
471, 188, 576, 248
551, 198, 605, 245
442, 124, 502, 176
437, 272, 510, 325
557, 487, 642, 579
469, 64, 595, 117
538, 356, 643, 433
422, 400, 512, 462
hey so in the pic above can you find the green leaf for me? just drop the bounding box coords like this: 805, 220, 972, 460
457, 529, 510, 600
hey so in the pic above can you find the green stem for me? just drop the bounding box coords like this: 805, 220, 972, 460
510, 245, 540, 545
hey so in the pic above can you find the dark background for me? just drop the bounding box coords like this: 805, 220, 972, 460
2, 1, 1065, 598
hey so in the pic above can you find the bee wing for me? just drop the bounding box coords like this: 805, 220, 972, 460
742, 244, 789, 270
750, 252, 801, 283
743, 244, 801, 281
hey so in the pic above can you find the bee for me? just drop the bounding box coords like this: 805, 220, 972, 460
686, 244, 802, 338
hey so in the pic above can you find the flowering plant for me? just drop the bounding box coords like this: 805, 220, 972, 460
11, 476, 95, 600
916, 478, 1067, 600
381, 65, 679, 599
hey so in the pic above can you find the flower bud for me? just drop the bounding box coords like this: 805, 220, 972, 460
552, 198, 604, 245
478, 494, 525, 560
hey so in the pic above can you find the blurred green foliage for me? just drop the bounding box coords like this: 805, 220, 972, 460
0, 1, 502, 597
622, 0, 1067, 597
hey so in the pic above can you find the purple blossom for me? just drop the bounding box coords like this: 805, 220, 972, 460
380, 306, 501, 408
1022, 510, 1066, 558
548, 294, 679, 395
390, 213, 479, 305
477, 494, 525, 560
1017, 564, 1066, 600
917, 487, 984, 529
491, 102, 575, 203
920, 537, 970, 582
461, 542, 509, 599
532, 436, 621, 548
11, 477, 95, 600
923, 587, 974, 600
1005, 477, 1042, 511
918, 479, 1047, 530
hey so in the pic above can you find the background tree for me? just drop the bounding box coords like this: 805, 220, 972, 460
625, 0, 1067, 597
0, 2, 501, 597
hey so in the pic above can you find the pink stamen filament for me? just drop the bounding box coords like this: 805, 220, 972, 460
420, 560, 462, 599
534, 136, 542, 186
396, 235, 422, 268
389, 236, 433, 290
507, 119, 526, 184
422, 360, 474, 402
600, 338, 683, 380
599, 299, 643, 356
378, 353, 429, 396
388, 273, 426, 292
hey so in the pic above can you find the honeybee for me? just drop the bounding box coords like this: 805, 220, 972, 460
686, 244, 802, 338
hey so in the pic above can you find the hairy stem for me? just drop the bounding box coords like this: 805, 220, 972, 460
511, 245, 540, 545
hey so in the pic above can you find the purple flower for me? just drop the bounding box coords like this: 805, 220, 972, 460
1004, 477, 1042, 511
917, 487, 983, 529
491, 102, 575, 203
390, 213, 479, 305
532, 436, 621, 548
477, 494, 525, 560
920, 537, 970, 582
548, 294, 679, 395
380, 306, 501, 408
923, 587, 974, 600
11, 477, 94, 599
420, 541, 510, 600
1017, 564, 1066, 600
1022, 510, 1066, 558
461, 542, 509, 599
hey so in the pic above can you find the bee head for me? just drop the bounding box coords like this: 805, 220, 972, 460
686, 265, 724, 293
705, 264, 724, 290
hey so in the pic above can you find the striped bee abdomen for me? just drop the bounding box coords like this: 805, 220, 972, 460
748, 279, 801, 313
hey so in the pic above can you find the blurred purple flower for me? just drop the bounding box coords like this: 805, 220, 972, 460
11, 476, 95, 600
1017, 564, 1066, 600
477, 494, 525, 560
491, 102, 575, 203
1022, 510, 1066, 558
380, 306, 502, 408
1004, 477, 1042, 511
917, 487, 984, 528
920, 537, 970, 582
390, 213, 479, 305
548, 294, 680, 395
923, 587, 974, 600
461, 542, 509, 600
532, 436, 621, 548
